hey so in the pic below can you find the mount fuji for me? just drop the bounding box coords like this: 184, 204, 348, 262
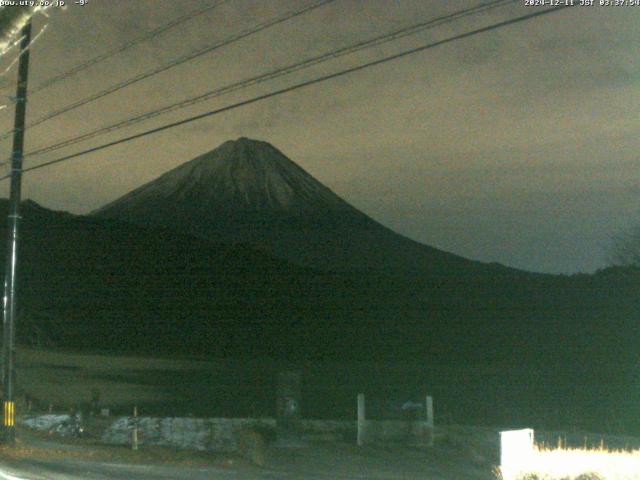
93, 137, 505, 275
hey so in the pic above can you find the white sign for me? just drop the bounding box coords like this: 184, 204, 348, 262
500, 428, 534, 479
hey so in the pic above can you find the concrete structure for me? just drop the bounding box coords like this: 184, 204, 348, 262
21, 414, 434, 452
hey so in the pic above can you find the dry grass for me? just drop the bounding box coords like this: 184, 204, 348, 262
15, 347, 217, 412
9, 427, 238, 468
498, 443, 640, 480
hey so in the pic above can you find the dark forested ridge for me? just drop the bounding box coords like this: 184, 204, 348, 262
1, 200, 637, 369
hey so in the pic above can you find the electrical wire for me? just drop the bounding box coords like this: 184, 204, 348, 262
0, 0, 336, 143
21, 0, 518, 161
0, 4, 572, 182
29, 0, 230, 95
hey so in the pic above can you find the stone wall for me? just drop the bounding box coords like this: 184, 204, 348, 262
102, 417, 276, 452
21, 414, 431, 451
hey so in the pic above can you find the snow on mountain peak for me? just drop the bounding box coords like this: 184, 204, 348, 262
95, 137, 349, 215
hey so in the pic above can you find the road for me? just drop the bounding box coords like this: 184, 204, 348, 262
0, 459, 459, 480
0, 458, 274, 480
0, 448, 493, 480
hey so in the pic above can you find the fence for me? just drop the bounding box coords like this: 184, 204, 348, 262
19, 369, 437, 451
356, 393, 434, 446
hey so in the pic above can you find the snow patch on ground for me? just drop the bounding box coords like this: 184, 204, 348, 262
22, 414, 72, 431
21, 413, 86, 437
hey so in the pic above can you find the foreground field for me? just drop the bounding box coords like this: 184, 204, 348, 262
14, 346, 636, 435
4, 424, 499, 480
15, 347, 215, 415
9, 349, 640, 480
6, 421, 640, 480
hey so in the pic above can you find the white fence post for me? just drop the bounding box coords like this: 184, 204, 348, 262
425, 395, 434, 446
132, 405, 139, 451
357, 393, 366, 446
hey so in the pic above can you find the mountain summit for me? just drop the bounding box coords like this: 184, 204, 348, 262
93, 138, 496, 274
103, 137, 349, 214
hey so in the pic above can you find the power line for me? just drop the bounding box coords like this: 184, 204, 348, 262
0, 4, 571, 182
21, 0, 518, 162
29, 0, 230, 95
0, 0, 335, 143
0, 1, 228, 96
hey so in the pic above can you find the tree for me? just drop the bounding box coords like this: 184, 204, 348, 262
610, 225, 640, 268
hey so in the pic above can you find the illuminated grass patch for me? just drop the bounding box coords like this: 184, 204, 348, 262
499, 443, 640, 480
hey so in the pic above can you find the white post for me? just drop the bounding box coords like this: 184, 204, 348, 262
425, 395, 434, 446
500, 428, 534, 479
357, 393, 366, 446
132, 405, 139, 451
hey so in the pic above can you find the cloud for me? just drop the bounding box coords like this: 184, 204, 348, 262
0, 0, 636, 273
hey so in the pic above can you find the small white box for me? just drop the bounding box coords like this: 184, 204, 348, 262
500, 428, 534, 476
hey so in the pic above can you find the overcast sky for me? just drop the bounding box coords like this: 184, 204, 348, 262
0, 0, 636, 274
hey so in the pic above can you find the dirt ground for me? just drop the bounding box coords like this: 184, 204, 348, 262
1, 425, 500, 480
5, 420, 640, 479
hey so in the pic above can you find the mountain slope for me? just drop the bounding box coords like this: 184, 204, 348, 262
1, 200, 328, 357
5, 200, 638, 365
93, 137, 504, 275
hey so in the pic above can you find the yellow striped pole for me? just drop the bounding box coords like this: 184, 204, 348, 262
3, 401, 15, 427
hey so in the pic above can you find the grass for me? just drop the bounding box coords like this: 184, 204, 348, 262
498, 443, 640, 480
16, 347, 198, 410
4, 427, 240, 468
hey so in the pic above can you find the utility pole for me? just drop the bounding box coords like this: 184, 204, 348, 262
2, 20, 32, 445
